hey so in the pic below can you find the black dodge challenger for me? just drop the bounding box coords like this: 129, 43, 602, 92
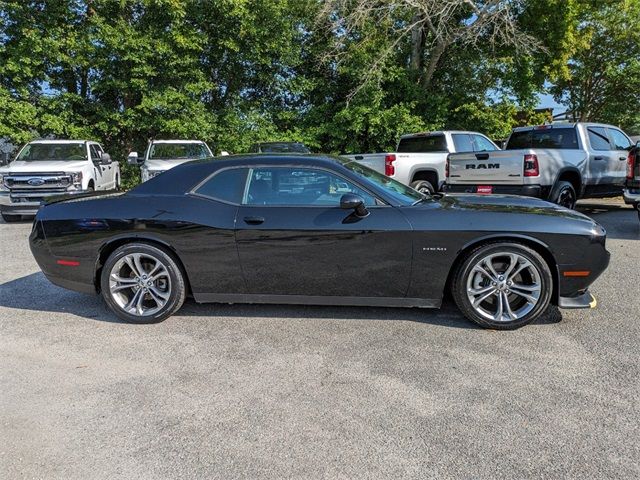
29, 154, 610, 329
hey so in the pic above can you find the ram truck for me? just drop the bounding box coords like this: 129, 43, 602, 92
623, 142, 640, 221
0, 139, 119, 221
343, 131, 499, 194
445, 123, 634, 209
128, 139, 213, 182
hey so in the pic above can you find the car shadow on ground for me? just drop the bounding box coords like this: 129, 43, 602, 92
0, 272, 563, 329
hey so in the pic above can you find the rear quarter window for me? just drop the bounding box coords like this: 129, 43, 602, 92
194, 168, 248, 204
506, 128, 579, 150
397, 135, 448, 153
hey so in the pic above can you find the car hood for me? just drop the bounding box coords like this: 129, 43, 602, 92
0, 160, 89, 173
437, 193, 594, 222
143, 159, 197, 171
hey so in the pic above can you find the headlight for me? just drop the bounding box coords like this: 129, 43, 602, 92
71, 172, 83, 187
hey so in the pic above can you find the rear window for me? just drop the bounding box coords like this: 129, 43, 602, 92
506, 128, 579, 150
397, 135, 448, 153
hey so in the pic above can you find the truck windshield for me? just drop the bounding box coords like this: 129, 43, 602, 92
507, 128, 579, 150
397, 135, 447, 153
149, 143, 210, 159
343, 161, 424, 205
16, 143, 87, 161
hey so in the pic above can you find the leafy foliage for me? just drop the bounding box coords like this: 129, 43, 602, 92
0, 0, 638, 187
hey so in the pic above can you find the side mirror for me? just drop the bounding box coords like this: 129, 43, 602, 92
340, 193, 369, 218
100, 152, 112, 165
127, 152, 142, 165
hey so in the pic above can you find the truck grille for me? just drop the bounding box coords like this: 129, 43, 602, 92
4, 172, 72, 190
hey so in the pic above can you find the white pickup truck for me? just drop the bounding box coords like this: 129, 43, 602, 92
343, 131, 499, 194
128, 139, 213, 182
0, 139, 120, 221
445, 122, 634, 209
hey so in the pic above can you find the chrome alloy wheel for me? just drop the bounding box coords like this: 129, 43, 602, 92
108, 253, 172, 317
466, 252, 542, 323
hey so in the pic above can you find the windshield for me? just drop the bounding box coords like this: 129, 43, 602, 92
149, 143, 210, 160
397, 134, 448, 153
259, 143, 310, 153
16, 143, 87, 161
342, 160, 424, 205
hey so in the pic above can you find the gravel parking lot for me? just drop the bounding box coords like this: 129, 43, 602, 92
1, 199, 638, 479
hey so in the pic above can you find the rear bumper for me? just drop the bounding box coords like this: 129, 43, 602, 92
622, 188, 640, 205
444, 184, 550, 198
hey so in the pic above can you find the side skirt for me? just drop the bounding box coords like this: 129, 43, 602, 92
194, 293, 441, 309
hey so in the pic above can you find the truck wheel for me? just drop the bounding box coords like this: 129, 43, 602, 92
410, 180, 435, 195
451, 242, 553, 330
100, 243, 187, 324
549, 181, 576, 209
1, 213, 21, 222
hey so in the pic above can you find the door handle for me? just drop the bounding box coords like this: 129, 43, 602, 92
593, 156, 605, 161
243, 216, 265, 225
619, 156, 627, 161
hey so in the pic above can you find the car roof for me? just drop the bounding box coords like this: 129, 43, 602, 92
29, 139, 91, 144
511, 122, 621, 133
150, 139, 206, 144
129, 154, 352, 196
400, 131, 488, 139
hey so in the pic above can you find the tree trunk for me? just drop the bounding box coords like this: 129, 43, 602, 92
409, 14, 424, 72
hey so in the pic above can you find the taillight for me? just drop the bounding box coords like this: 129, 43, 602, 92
445, 156, 450, 178
385, 154, 396, 176
627, 149, 636, 179
524, 154, 539, 177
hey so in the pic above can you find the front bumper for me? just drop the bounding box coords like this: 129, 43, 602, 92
622, 188, 640, 205
0, 189, 91, 216
444, 184, 550, 199
558, 291, 598, 309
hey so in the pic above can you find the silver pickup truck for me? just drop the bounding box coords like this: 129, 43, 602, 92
343, 131, 499, 194
445, 122, 634, 209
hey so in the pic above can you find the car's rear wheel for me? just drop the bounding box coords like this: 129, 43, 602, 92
452, 242, 553, 329
1, 213, 22, 222
550, 181, 576, 209
100, 243, 186, 323
410, 180, 435, 195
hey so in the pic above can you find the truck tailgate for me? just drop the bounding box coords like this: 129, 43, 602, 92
447, 150, 525, 185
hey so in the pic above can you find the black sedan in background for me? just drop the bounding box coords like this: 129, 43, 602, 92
29, 155, 610, 329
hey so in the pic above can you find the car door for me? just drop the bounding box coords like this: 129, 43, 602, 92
586, 126, 615, 185
235, 166, 414, 298
89, 144, 108, 189
607, 127, 633, 186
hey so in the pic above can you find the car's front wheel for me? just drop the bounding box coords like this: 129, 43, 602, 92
100, 243, 187, 323
452, 242, 553, 329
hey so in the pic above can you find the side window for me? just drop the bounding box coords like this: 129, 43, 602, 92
587, 127, 611, 151
89, 145, 101, 161
451, 134, 473, 153
472, 135, 497, 152
194, 168, 248, 204
243, 167, 376, 206
608, 128, 632, 151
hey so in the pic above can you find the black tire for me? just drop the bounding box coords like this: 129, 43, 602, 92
410, 180, 435, 195
451, 242, 553, 330
549, 181, 577, 209
1, 213, 21, 222
100, 243, 187, 324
